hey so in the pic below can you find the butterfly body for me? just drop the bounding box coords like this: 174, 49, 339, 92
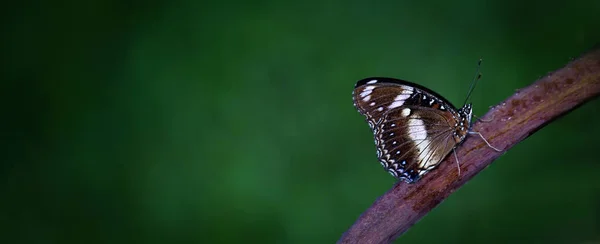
352, 77, 473, 183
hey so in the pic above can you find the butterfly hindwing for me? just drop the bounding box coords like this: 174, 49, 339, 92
376, 106, 458, 181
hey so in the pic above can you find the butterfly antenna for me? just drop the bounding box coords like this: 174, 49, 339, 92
463, 59, 483, 106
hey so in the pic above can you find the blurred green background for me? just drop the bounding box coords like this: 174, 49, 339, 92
2, 0, 600, 243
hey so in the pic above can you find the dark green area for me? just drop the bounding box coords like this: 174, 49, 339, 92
2, 0, 600, 243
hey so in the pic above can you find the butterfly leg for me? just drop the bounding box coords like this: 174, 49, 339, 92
468, 131, 502, 152
473, 114, 493, 123
453, 149, 461, 177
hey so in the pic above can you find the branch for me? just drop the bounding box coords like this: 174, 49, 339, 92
338, 46, 600, 244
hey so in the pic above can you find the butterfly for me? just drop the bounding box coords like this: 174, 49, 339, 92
352, 65, 500, 183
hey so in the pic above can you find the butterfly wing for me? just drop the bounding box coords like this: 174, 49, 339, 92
353, 77, 461, 182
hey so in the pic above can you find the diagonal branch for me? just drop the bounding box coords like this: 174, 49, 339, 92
338, 46, 600, 244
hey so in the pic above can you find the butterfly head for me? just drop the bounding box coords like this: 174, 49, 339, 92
453, 103, 473, 143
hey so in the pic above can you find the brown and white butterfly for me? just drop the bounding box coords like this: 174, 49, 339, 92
352, 77, 500, 183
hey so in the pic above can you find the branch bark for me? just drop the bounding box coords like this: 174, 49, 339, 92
338, 46, 600, 244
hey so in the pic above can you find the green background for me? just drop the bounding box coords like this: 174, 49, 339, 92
2, 0, 600, 243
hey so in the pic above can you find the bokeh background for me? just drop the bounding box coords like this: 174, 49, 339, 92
2, 0, 600, 243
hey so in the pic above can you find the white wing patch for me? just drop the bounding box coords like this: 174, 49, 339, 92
359, 86, 376, 98
387, 86, 414, 109
407, 117, 436, 169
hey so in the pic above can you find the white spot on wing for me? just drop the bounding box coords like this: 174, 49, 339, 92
367, 80, 378, 84
401, 108, 411, 117
363, 95, 371, 101
377, 107, 384, 111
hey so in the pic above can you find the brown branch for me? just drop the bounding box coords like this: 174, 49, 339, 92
338, 46, 600, 244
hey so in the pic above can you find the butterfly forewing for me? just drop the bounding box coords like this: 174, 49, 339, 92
352, 81, 416, 130
352, 77, 470, 183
